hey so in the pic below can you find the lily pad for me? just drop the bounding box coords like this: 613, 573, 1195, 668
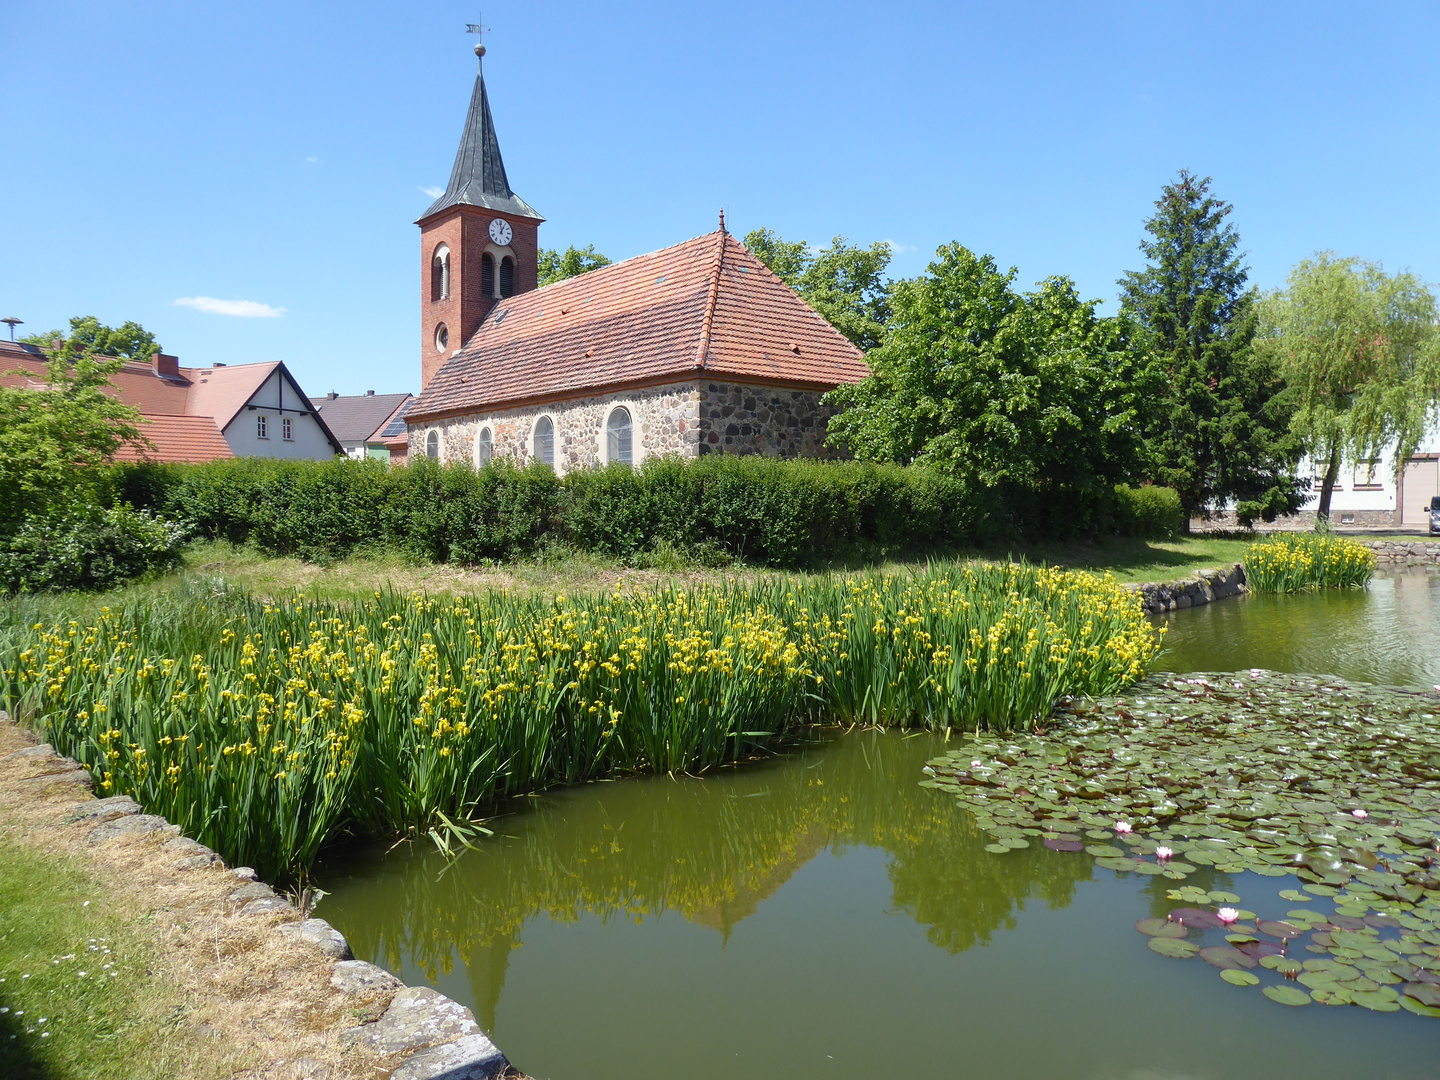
1200, 945, 1258, 970
1402, 982, 1440, 1007
983, 843, 1010, 854
1263, 985, 1312, 1006
1220, 968, 1260, 987
1149, 936, 1200, 959
1136, 918, 1189, 939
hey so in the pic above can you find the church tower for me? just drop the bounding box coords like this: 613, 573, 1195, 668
417, 30, 543, 390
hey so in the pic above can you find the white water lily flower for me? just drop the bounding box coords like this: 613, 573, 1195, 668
1217, 906, 1240, 924
1155, 846, 1174, 860
1115, 821, 1133, 834
1352, 809, 1368, 819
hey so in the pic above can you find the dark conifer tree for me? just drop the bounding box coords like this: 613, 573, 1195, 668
1120, 171, 1302, 528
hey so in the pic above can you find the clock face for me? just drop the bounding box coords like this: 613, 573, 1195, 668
488, 218, 513, 246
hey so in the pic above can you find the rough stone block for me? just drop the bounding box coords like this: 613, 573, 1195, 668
391, 1033, 510, 1080
174, 853, 219, 871
226, 881, 276, 909
349, 986, 480, 1056
7, 743, 56, 760
331, 959, 404, 998
62, 796, 142, 825
240, 897, 295, 918
163, 836, 213, 858
22, 768, 93, 791
88, 814, 178, 844
276, 918, 353, 960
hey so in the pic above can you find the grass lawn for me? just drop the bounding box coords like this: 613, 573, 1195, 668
0, 834, 225, 1080
0, 535, 1263, 624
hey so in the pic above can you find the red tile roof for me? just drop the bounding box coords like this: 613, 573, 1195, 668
115, 415, 234, 463
408, 228, 869, 421
0, 341, 339, 462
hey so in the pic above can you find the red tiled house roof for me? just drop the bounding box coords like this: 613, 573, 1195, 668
114, 415, 234, 463
407, 228, 869, 422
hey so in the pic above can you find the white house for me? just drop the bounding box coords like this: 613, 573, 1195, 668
1297, 420, 1440, 528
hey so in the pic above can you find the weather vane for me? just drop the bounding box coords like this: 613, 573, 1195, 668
466, 11, 488, 63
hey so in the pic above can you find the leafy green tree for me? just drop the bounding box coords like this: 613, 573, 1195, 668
1258, 253, 1440, 523
0, 339, 148, 528
537, 245, 612, 287
826, 243, 1144, 534
1120, 171, 1302, 529
22, 315, 161, 361
743, 228, 892, 350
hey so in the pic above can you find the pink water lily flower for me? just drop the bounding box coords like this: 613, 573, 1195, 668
1216, 907, 1240, 924
1155, 846, 1174, 860
1114, 821, 1133, 834
1352, 809, 1368, 819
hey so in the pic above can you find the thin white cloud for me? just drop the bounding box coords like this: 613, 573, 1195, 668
419, 185, 445, 198
883, 239, 917, 254
174, 297, 286, 318
306, 156, 321, 164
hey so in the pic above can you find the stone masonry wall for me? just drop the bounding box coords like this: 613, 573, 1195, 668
410, 382, 703, 473
694, 381, 847, 459
1128, 564, 1248, 615
1365, 540, 1440, 565
410, 379, 849, 470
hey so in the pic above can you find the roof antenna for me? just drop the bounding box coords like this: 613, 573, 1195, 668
466, 11, 487, 71
1, 317, 21, 342
718, 208, 726, 234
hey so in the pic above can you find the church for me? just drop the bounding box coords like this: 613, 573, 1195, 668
404, 36, 868, 471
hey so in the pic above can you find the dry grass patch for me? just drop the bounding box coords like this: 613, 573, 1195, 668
0, 719, 390, 1080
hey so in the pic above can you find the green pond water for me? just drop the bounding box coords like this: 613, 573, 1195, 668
317, 569, 1440, 1079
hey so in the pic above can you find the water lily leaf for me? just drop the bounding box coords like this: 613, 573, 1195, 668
1260, 956, 1303, 976
1278, 889, 1311, 902
1351, 989, 1401, 1011
1200, 945, 1258, 970
1263, 985, 1312, 1006
1085, 844, 1125, 858
1398, 995, 1440, 1017
1311, 988, 1353, 1005
1043, 837, 1084, 852
1402, 982, 1440, 1007
1135, 918, 1188, 939
1167, 907, 1223, 929
1286, 909, 1329, 923
1257, 920, 1307, 940
1221, 968, 1260, 986
1149, 936, 1200, 959
983, 843, 1010, 854
1208, 890, 1242, 903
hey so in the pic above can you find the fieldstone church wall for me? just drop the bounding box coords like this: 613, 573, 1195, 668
410, 379, 846, 471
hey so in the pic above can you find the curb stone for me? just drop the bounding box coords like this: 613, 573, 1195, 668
0, 708, 520, 1079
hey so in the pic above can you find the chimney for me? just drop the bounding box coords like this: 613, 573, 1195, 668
153, 353, 180, 379
328, 391, 338, 400
366, 390, 375, 396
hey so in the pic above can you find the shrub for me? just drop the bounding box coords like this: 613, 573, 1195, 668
0, 505, 184, 593
1113, 484, 1184, 538
1243, 533, 1375, 593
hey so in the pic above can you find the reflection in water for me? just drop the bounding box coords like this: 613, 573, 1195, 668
1154, 568, 1440, 688
321, 731, 1091, 1031
317, 576, 1440, 1080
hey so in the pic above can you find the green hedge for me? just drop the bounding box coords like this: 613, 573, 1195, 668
114, 456, 1180, 570
0, 506, 184, 593
1113, 484, 1184, 540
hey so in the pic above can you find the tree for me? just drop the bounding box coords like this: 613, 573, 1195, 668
1119, 171, 1302, 529
743, 228, 893, 350
825, 243, 1144, 534
22, 314, 161, 361
1258, 253, 1440, 523
0, 338, 149, 528
537, 245, 612, 287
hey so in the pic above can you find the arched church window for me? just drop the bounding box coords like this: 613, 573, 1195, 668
425, 430, 439, 460
500, 256, 515, 298
606, 407, 633, 466
431, 244, 450, 301
532, 415, 554, 468
476, 426, 493, 467
481, 253, 496, 298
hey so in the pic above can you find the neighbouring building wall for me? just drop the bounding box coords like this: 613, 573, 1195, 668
221, 369, 337, 460
408, 380, 849, 472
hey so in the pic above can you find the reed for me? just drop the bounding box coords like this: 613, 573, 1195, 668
0, 562, 1159, 881
1243, 533, 1375, 593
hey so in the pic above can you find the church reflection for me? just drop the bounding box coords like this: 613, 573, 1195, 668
319, 729, 1093, 1032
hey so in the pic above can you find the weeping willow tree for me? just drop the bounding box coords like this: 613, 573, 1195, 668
1259, 254, 1440, 524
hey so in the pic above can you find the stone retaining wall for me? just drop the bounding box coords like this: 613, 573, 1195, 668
1365, 540, 1440, 565
0, 711, 519, 1080
1127, 563, 1247, 615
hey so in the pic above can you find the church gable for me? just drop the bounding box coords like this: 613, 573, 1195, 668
408, 228, 868, 423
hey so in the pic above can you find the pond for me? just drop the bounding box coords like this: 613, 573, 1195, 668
317, 569, 1440, 1079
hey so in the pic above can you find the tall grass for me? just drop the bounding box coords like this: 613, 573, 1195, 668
0, 563, 1159, 881
1243, 533, 1376, 593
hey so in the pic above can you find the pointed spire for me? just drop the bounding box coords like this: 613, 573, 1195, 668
418, 31, 543, 224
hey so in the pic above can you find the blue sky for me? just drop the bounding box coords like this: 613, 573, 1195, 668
2, 1, 1437, 396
